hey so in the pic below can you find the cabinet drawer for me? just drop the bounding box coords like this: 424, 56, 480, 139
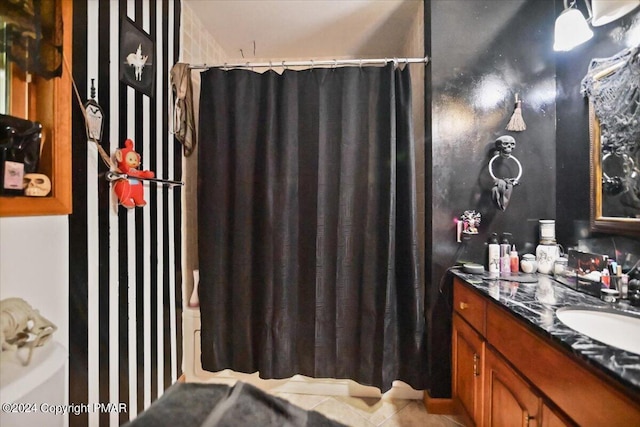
453, 278, 486, 336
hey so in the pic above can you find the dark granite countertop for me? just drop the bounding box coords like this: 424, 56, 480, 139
451, 269, 640, 397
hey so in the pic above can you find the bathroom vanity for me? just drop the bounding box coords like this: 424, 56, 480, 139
451, 270, 640, 426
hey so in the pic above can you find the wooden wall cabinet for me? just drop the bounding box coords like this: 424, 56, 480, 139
0, 1, 72, 217
452, 277, 639, 426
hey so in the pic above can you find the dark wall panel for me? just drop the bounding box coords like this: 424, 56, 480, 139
426, 0, 556, 397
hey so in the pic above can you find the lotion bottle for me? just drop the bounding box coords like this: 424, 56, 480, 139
488, 233, 500, 274
601, 267, 610, 288
510, 245, 519, 273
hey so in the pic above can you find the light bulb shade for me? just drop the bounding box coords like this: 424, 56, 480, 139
554, 7, 594, 51
592, 0, 640, 26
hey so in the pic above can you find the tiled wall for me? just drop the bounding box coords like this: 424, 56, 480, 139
180, 2, 230, 305
179, 3, 229, 65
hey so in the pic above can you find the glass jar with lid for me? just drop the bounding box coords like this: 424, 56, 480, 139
553, 256, 568, 277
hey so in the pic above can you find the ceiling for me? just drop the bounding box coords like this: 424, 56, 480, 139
183, 0, 423, 60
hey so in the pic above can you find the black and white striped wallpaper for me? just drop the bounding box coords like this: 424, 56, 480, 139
69, 1, 182, 426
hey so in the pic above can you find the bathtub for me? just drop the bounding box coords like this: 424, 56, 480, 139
182, 307, 423, 400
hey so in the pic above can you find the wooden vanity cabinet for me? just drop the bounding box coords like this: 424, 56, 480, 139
452, 313, 485, 425
486, 298, 640, 426
453, 277, 640, 426
483, 346, 543, 427
452, 277, 487, 425
540, 404, 571, 427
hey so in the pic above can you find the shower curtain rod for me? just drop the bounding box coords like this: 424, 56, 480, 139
188, 56, 430, 70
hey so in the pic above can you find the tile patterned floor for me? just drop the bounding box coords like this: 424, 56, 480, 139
271, 391, 465, 427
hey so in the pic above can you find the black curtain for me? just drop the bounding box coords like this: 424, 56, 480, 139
197, 64, 427, 393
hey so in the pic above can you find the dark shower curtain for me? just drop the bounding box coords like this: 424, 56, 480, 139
197, 64, 427, 393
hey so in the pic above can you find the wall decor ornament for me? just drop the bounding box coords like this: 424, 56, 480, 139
505, 93, 526, 132
461, 210, 481, 234
83, 79, 104, 142
23, 173, 51, 197
119, 17, 155, 97
489, 135, 523, 211
112, 139, 154, 208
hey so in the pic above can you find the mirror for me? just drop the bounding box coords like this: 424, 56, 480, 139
0, 0, 72, 216
589, 104, 640, 236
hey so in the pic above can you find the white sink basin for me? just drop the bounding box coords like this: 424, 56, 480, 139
556, 306, 640, 355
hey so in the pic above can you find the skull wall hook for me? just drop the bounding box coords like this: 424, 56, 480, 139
489, 136, 523, 211
495, 135, 516, 158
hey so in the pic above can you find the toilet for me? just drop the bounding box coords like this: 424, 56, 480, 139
0, 341, 67, 427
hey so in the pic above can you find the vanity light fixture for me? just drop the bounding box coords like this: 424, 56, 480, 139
554, 0, 594, 51
554, 0, 640, 51
591, 0, 640, 26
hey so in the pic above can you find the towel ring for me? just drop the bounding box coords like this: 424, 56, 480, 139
488, 154, 523, 184
602, 152, 637, 181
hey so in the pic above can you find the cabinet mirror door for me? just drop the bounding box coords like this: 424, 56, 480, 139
0, 1, 72, 217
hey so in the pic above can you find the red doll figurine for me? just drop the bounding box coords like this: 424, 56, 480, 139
112, 139, 154, 208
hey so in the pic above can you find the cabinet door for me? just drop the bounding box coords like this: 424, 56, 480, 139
540, 404, 573, 427
484, 347, 539, 427
452, 313, 484, 425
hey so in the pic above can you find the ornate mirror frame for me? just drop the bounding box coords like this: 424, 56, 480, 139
589, 103, 640, 236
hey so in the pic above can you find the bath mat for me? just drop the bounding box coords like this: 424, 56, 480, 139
123, 381, 346, 427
